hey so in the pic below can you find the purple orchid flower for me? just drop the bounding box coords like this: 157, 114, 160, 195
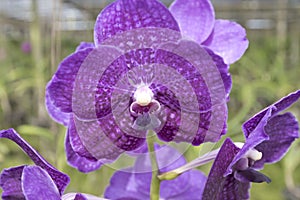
0, 129, 104, 200
104, 144, 206, 199
169, 0, 248, 65
46, 0, 248, 172
203, 90, 300, 199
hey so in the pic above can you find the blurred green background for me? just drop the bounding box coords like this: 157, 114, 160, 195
0, 0, 300, 199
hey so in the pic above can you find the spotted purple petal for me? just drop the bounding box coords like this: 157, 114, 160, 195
22, 166, 61, 200
169, 0, 215, 44
94, 0, 180, 45
0, 129, 70, 195
202, 19, 249, 64
68, 116, 97, 161
71, 115, 145, 162
0, 166, 25, 200
46, 47, 94, 124
203, 138, 241, 200
75, 42, 95, 52
253, 112, 299, 169
204, 47, 231, 100
65, 128, 103, 173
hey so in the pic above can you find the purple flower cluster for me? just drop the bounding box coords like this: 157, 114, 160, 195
0, 0, 299, 199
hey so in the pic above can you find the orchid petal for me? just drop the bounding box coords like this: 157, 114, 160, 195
170, 0, 215, 44
253, 113, 299, 169
202, 19, 249, 64
0, 166, 25, 200
45, 90, 70, 126
0, 129, 70, 195
203, 138, 240, 200
71, 116, 145, 161
94, 0, 180, 45
68, 116, 97, 161
218, 174, 250, 200
104, 168, 148, 200
204, 47, 231, 100
65, 129, 103, 173
167, 170, 206, 200
46, 47, 94, 124
243, 90, 300, 138
156, 40, 227, 144
62, 193, 106, 200
75, 42, 95, 52
133, 145, 188, 197
226, 108, 272, 175
22, 166, 60, 200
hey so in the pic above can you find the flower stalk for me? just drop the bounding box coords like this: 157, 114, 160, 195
147, 131, 161, 200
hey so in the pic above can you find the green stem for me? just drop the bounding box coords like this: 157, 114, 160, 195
147, 131, 160, 200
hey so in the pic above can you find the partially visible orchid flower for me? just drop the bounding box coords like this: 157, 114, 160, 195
170, 0, 248, 65
202, 90, 300, 199
46, 0, 247, 173
0, 129, 104, 200
104, 144, 206, 200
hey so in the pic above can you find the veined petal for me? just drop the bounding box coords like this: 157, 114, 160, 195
218, 174, 250, 200
169, 0, 215, 44
0, 129, 70, 195
202, 19, 249, 64
22, 166, 60, 200
94, 0, 180, 45
253, 113, 299, 169
65, 130, 103, 173
243, 90, 300, 138
0, 166, 25, 200
203, 138, 240, 200
46, 47, 94, 117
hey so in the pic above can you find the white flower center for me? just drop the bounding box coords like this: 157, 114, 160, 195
234, 142, 263, 161
133, 85, 154, 106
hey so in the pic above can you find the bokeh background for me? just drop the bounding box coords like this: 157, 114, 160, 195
0, 0, 300, 199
